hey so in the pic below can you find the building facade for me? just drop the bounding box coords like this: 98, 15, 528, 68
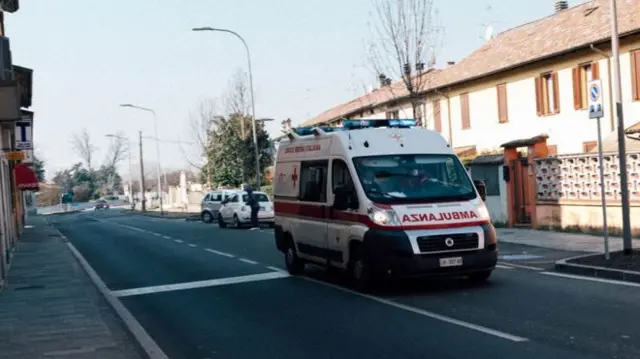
303, 0, 640, 158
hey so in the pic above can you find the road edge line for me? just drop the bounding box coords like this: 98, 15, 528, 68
54, 227, 169, 359
301, 277, 529, 343
555, 254, 640, 284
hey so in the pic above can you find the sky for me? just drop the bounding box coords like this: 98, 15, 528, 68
4, 0, 574, 180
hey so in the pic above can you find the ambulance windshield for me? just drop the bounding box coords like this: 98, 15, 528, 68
353, 154, 477, 204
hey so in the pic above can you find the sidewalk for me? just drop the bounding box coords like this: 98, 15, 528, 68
497, 227, 640, 253
0, 215, 144, 359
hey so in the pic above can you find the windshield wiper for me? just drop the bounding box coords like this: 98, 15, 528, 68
364, 189, 405, 198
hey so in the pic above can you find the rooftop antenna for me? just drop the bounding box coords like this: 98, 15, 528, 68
477, 5, 503, 41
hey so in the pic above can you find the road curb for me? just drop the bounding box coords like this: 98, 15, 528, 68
555, 254, 640, 284
126, 210, 200, 221
48, 221, 169, 359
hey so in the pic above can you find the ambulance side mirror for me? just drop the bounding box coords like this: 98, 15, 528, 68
333, 185, 351, 211
473, 180, 487, 202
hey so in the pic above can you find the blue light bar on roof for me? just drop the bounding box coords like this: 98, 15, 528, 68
292, 127, 345, 136
342, 118, 417, 129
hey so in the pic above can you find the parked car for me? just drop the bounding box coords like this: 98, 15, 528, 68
218, 190, 274, 228
200, 189, 238, 223
94, 200, 110, 210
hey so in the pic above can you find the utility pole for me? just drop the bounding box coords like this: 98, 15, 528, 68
610, 0, 632, 254
139, 131, 147, 212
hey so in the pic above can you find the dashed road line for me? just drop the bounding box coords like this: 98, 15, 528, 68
267, 266, 288, 273
188, 243, 197, 248
204, 248, 235, 258
500, 262, 544, 271
174, 239, 184, 244
162, 235, 171, 239
495, 264, 514, 269
238, 258, 259, 265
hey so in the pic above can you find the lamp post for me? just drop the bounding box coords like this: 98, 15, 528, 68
192, 26, 263, 188
120, 104, 165, 215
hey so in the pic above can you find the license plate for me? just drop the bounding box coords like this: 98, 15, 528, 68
439, 257, 463, 267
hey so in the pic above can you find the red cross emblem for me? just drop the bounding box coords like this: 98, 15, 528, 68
291, 166, 299, 187
391, 133, 403, 141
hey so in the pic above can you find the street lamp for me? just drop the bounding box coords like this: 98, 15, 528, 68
120, 104, 165, 215
105, 134, 135, 205
192, 26, 262, 188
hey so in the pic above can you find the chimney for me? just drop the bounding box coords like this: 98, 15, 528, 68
555, 0, 569, 12
447, 61, 455, 67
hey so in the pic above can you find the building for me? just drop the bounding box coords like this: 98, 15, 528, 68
303, 0, 640, 158
0, 2, 38, 289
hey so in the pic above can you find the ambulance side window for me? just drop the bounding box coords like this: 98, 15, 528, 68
331, 159, 353, 189
299, 160, 328, 203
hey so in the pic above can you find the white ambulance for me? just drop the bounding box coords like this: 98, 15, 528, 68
273, 119, 497, 290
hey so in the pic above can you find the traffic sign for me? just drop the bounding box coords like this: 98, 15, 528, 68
588, 79, 604, 119
14, 120, 32, 150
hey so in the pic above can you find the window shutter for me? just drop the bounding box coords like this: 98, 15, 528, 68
572, 67, 582, 110
632, 51, 640, 101
535, 77, 543, 115
497, 84, 508, 123
461, 93, 470, 129
592, 61, 600, 80
552, 72, 560, 113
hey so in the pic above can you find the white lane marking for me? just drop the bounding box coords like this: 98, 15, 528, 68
541, 272, 640, 287
204, 248, 234, 258
495, 264, 514, 269
111, 272, 290, 298
500, 262, 544, 271
267, 266, 288, 273
188, 244, 197, 248
56, 230, 169, 359
152, 233, 162, 237
302, 277, 529, 343
238, 258, 259, 265
162, 235, 171, 239
174, 239, 184, 244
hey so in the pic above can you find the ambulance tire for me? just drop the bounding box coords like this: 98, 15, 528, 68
348, 244, 377, 293
201, 211, 213, 223
284, 238, 305, 275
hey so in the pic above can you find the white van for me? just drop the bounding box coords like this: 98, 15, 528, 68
273, 119, 497, 290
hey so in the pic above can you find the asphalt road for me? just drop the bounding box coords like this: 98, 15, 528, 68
50, 209, 640, 359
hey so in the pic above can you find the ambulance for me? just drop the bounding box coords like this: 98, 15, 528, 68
273, 119, 497, 290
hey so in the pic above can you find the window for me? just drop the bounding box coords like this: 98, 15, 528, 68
631, 49, 640, 101
547, 145, 558, 156
497, 83, 508, 123
414, 104, 424, 127
299, 160, 328, 203
572, 62, 600, 109
535, 72, 560, 116
352, 154, 476, 205
203, 194, 211, 202
460, 93, 470, 129
385, 110, 399, 119
331, 159, 354, 189
583, 141, 597, 153
433, 100, 442, 132
242, 193, 270, 202
211, 192, 222, 201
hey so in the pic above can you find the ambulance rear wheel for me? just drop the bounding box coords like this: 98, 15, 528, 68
284, 240, 304, 275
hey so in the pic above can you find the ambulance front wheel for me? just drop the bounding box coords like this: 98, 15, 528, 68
349, 244, 377, 292
284, 239, 305, 275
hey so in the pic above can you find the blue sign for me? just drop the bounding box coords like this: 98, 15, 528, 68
588, 80, 604, 119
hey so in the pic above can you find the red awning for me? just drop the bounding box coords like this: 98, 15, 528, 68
14, 163, 39, 191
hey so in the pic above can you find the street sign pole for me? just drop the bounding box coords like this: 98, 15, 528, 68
588, 79, 610, 260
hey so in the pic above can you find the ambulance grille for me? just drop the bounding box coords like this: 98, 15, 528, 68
417, 233, 479, 253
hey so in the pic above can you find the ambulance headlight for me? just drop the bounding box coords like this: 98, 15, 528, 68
367, 205, 401, 226
372, 210, 389, 224
476, 203, 490, 221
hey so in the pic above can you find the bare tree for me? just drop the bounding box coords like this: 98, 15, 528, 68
105, 130, 129, 168
181, 99, 220, 170
224, 69, 250, 117
368, 0, 444, 126
70, 128, 96, 169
